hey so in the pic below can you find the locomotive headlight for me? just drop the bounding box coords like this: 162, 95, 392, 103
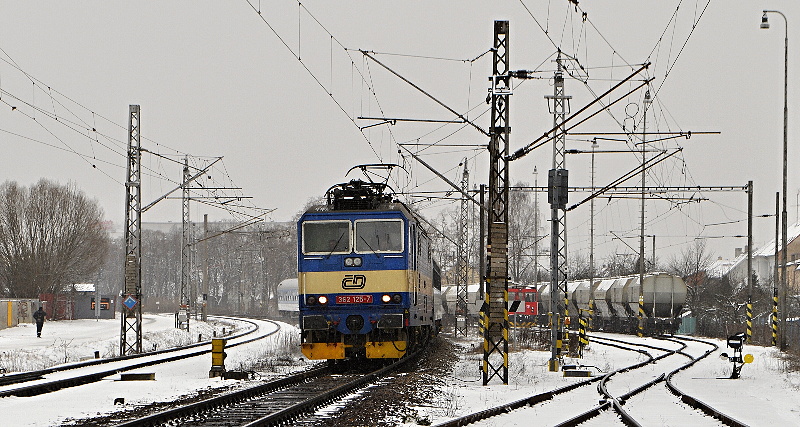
318, 295, 329, 305
344, 257, 362, 267
381, 294, 392, 303
392, 294, 402, 303
306, 295, 317, 305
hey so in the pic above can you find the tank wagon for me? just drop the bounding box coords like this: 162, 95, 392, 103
440, 272, 686, 336
297, 179, 440, 361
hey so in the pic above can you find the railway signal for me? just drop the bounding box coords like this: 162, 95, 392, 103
719, 333, 754, 379
210, 338, 227, 378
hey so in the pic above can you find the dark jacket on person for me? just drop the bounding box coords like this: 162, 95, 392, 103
33, 308, 47, 324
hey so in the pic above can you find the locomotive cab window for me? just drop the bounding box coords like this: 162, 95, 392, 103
302, 220, 351, 254
355, 219, 403, 253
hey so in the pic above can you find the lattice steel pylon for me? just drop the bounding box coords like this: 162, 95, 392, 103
455, 160, 470, 336
546, 53, 571, 371
120, 105, 143, 356
179, 157, 191, 331
483, 20, 510, 386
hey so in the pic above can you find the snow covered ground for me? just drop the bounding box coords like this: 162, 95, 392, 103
410, 333, 800, 427
1, 317, 798, 426
0, 314, 305, 426
0, 313, 242, 372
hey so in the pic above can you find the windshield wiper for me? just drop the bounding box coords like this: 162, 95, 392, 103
326, 232, 346, 258
358, 236, 381, 258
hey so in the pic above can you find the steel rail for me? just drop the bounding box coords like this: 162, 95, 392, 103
433, 337, 651, 427
0, 317, 270, 398
241, 347, 425, 427
115, 364, 331, 427
664, 336, 751, 427
120, 346, 426, 427
0, 315, 254, 388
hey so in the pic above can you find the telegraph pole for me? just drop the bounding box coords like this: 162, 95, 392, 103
120, 105, 143, 356
483, 20, 510, 385
546, 52, 570, 371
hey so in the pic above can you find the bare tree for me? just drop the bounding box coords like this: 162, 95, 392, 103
601, 253, 639, 277
507, 183, 539, 284
666, 239, 714, 316
0, 180, 110, 298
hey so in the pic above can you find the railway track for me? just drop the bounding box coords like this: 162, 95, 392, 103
435, 334, 749, 427
116, 348, 424, 426
0, 316, 268, 398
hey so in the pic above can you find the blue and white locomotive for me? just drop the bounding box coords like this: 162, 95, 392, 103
297, 179, 439, 360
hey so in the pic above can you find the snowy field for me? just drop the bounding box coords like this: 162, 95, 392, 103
0, 313, 244, 373
2, 318, 798, 426
0, 314, 305, 426
409, 333, 800, 427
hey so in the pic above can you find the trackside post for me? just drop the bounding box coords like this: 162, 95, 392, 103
210, 338, 226, 378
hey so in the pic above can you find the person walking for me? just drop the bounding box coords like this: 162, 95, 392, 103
33, 306, 47, 338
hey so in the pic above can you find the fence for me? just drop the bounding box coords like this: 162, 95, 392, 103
0, 299, 40, 329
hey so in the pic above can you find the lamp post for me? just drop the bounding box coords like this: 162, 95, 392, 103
761, 10, 788, 350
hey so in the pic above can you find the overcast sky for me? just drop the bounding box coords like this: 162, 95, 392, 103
1, 1, 798, 265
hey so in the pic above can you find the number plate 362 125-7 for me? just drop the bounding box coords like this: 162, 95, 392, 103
335, 294, 373, 304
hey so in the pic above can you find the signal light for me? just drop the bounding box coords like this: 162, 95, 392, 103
381, 294, 391, 303
318, 295, 329, 305
306, 296, 317, 305
392, 294, 402, 303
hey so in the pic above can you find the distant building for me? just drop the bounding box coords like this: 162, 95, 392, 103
39, 283, 116, 320
710, 222, 800, 292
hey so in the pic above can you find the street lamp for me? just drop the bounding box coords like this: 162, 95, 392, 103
760, 9, 789, 350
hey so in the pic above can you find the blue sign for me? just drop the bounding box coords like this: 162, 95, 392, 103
123, 296, 138, 310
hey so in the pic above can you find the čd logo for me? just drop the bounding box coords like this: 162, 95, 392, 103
342, 274, 367, 289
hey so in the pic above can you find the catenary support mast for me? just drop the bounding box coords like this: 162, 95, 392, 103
120, 105, 143, 355
180, 157, 191, 331
456, 160, 470, 336
547, 53, 570, 371
483, 20, 510, 385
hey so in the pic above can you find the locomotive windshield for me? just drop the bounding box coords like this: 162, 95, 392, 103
355, 219, 403, 253
302, 220, 351, 254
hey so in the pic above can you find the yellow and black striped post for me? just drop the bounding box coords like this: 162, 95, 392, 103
563, 293, 570, 355
578, 314, 588, 358
637, 295, 645, 337
772, 290, 779, 347
745, 296, 753, 344
478, 308, 486, 337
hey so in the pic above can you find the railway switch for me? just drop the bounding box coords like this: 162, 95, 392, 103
210, 338, 227, 378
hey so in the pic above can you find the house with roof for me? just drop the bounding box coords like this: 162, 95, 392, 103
39, 283, 116, 320
709, 222, 800, 292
